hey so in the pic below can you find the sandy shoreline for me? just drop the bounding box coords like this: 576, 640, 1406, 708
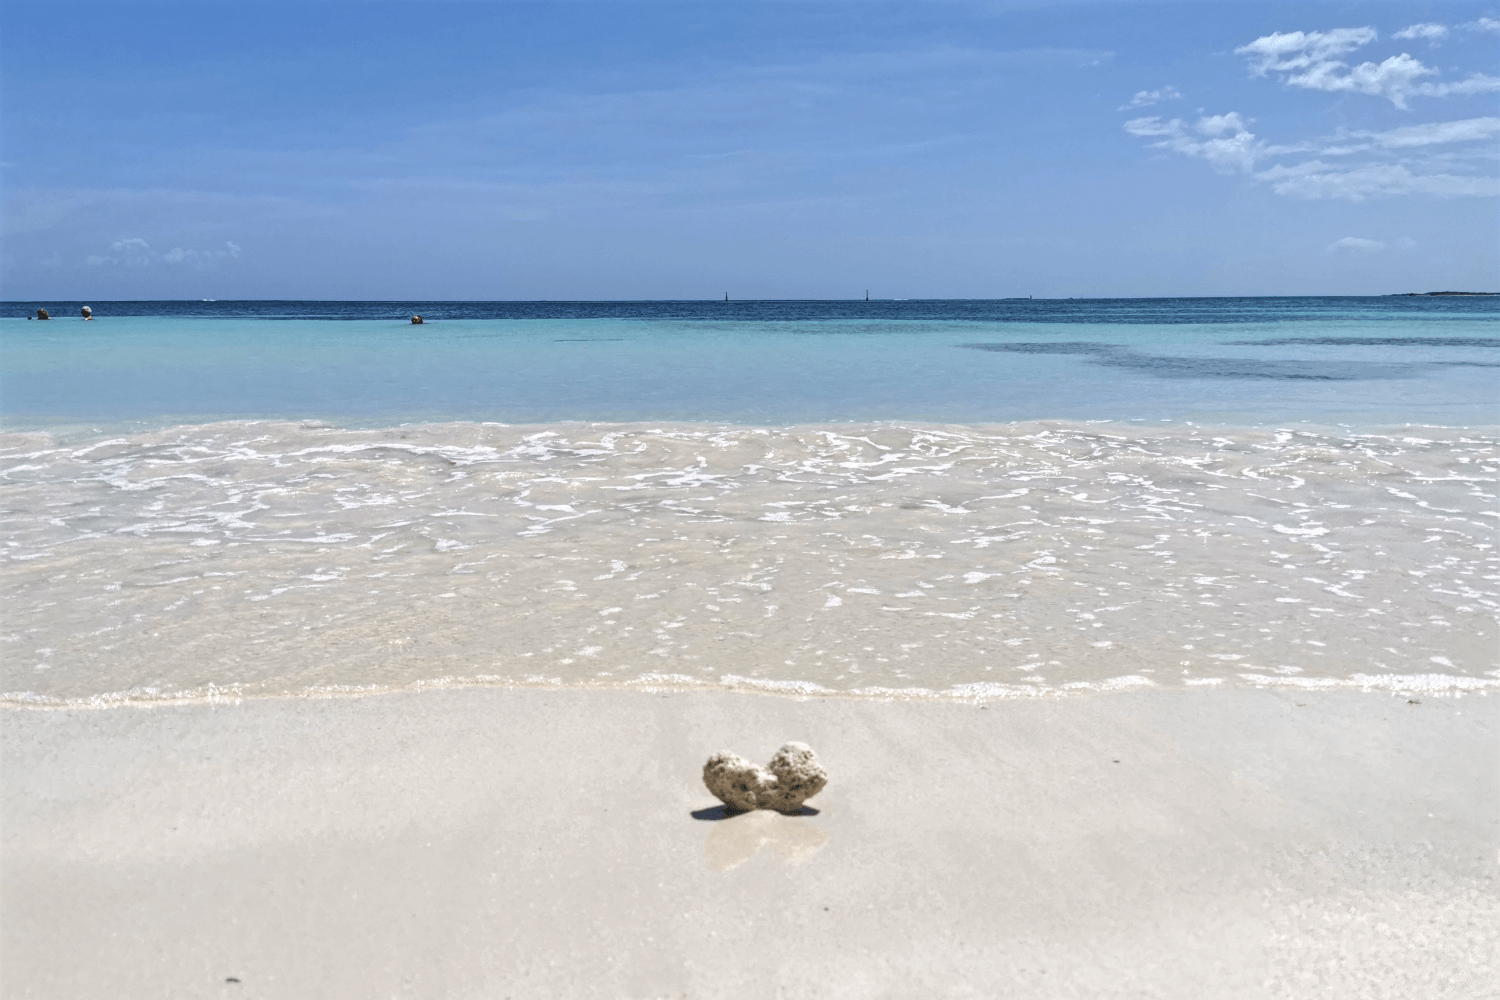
6, 420, 1496, 705
4, 687, 1496, 999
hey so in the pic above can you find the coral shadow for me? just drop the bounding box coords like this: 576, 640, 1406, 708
691, 804, 819, 821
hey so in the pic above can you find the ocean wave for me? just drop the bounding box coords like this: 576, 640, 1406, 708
5, 668, 1494, 711
2, 418, 1495, 704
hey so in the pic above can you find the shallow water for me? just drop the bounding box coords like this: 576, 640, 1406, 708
3, 420, 1495, 705
4, 299, 1496, 703
3, 298, 1498, 430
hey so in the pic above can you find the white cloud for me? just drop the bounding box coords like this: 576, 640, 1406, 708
1122, 112, 1264, 172
160, 243, 242, 265
1285, 52, 1434, 108
1235, 28, 1378, 75
1236, 27, 1500, 107
1393, 23, 1449, 42
1326, 236, 1385, 253
1124, 31, 1500, 201
1357, 116, 1500, 148
1120, 86, 1182, 109
1257, 161, 1500, 200
86, 238, 152, 267
1122, 116, 1180, 137
1419, 75, 1500, 98
1287, 54, 1500, 108
87, 239, 241, 269
1323, 234, 1418, 253
1127, 111, 1500, 199
1463, 17, 1500, 34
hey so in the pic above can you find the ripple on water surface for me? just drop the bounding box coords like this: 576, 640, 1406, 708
1, 420, 1496, 706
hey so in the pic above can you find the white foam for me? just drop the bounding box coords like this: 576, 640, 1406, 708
3, 419, 1494, 705
720, 675, 836, 695
1238, 672, 1500, 695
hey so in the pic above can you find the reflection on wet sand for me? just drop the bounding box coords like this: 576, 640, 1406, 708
703, 809, 830, 872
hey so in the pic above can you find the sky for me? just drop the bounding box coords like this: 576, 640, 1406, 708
3, 0, 1498, 299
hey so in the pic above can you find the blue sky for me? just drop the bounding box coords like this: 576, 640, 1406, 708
3, 1, 1497, 299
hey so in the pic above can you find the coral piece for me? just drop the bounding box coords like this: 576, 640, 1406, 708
702, 751, 774, 812
762, 742, 828, 812
702, 741, 828, 813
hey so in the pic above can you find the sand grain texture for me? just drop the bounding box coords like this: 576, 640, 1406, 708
3, 688, 1497, 999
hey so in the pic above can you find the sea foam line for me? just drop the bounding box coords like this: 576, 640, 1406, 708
2, 670, 1493, 711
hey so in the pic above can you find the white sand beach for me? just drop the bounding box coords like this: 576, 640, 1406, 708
7, 4, 1500, 995
4, 686, 1495, 999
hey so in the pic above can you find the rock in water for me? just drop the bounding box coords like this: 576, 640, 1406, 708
702, 742, 828, 813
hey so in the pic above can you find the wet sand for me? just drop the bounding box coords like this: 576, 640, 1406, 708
3, 687, 1496, 999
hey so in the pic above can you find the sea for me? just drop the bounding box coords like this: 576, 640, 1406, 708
2, 297, 1496, 706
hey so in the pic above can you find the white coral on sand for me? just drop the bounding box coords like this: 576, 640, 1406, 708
702, 741, 828, 813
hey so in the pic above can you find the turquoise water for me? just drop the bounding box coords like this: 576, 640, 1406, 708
2, 300, 1496, 704
2, 299, 1497, 429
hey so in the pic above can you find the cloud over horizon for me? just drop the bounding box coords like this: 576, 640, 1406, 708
1327, 236, 1386, 253
85, 238, 242, 270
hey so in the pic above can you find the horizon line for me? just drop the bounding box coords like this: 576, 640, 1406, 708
6, 293, 1496, 305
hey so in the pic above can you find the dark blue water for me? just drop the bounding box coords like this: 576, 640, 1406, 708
6, 295, 1497, 323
